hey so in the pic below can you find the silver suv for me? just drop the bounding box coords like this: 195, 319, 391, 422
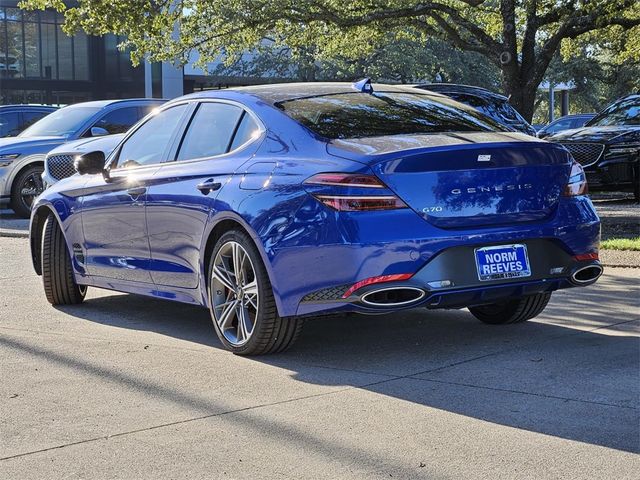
0, 98, 164, 217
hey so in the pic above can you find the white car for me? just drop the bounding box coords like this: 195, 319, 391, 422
42, 134, 124, 187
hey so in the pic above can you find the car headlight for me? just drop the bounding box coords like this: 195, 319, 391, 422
0, 153, 20, 167
607, 143, 640, 156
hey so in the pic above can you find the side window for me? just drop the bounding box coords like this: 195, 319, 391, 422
22, 111, 52, 132
229, 113, 260, 150
571, 117, 586, 129
115, 104, 188, 169
176, 103, 244, 161
548, 119, 572, 133
0, 112, 21, 137
92, 106, 140, 135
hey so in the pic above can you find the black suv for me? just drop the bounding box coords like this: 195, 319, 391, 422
413, 83, 536, 136
0, 105, 57, 137
548, 95, 639, 200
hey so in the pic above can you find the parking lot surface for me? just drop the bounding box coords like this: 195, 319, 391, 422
0, 236, 638, 479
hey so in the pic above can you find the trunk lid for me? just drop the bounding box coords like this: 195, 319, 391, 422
327, 132, 571, 229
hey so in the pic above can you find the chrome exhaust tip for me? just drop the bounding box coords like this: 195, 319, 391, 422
570, 263, 603, 286
360, 286, 426, 307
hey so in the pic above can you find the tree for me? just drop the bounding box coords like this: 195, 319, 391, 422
21, 1, 640, 121
213, 36, 500, 87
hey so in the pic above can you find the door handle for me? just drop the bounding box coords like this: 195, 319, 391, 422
127, 186, 147, 197
196, 178, 222, 195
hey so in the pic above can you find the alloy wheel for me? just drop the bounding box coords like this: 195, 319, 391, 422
20, 171, 45, 209
211, 241, 259, 346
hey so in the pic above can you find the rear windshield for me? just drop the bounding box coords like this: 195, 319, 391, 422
449, 93, 526, 124
276, 91, 507, 139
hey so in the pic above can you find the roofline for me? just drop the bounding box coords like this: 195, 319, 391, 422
414, 83, 508, 100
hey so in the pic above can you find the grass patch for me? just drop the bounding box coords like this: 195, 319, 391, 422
601, 237, 640, 251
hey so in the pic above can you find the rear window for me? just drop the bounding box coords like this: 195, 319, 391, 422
276, 92, 507, 139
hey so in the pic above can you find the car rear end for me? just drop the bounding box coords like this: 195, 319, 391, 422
269, 86, 602, 317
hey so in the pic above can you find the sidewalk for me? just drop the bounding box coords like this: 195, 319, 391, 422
0, 209, 29, 238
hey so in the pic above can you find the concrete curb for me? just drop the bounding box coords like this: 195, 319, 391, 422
0, 229, 29, 239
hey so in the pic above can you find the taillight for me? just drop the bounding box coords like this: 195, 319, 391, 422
304, 173, 408, 211
314, 195, 407, 211
303, 173, 385, 188
563, 161, 588, 197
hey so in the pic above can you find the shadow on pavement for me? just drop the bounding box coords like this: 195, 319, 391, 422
43, 272, 640, 455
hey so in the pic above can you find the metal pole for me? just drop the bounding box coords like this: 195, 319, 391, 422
548, 84, 554, 123
561, 90, 569, 116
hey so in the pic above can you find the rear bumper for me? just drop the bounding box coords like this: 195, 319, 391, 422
269, 196, 601, 317
297, 239, 601, 315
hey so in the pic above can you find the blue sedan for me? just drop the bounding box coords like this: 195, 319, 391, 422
29, 81, 602, 355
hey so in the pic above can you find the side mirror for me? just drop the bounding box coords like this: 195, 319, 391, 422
74, 151, 106, 175
90, 126, 109, 137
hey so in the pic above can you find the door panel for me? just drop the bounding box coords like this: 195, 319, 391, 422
80, 103, 192, 283
81, 169, 158, 282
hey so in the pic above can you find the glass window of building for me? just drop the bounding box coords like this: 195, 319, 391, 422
57, 24, 73, 80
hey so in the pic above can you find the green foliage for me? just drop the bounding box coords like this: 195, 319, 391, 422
601, 237, 640, 251
212, 36, 500, 87
19, 1, 640, 120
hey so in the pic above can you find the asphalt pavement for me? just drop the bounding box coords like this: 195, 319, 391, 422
0, 236, 638, 479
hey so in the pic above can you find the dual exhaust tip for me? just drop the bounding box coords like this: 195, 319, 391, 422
358, 263, 603, 307
569, 263, 603, 286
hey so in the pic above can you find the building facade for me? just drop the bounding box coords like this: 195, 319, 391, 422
0, 1, 289, 105
0, 1, 154, 104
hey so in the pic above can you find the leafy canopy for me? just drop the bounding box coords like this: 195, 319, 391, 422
19, 1, 640, 119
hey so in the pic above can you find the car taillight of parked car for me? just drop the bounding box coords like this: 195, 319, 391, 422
562, 161, 589, 197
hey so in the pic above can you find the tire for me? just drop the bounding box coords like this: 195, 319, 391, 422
207, 229, 303, 355
469, 292, 551, 325
41, 215, 87, 305
10, 164, 45, 218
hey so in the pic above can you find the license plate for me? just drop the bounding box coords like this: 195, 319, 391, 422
474, 244, 531, 281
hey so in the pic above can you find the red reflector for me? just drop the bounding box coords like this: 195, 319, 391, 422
574, 252, 599, 261
342, 273, 413, 298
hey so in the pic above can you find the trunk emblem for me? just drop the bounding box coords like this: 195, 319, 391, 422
477, 154, 492, 162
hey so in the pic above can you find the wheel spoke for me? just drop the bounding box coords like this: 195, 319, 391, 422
33, 174, 44, 191
217, 300, 237, 330
243, 280, 258, 309
243, 280, 257, 296
232, 243, 243, 283
236, 305, 246, 342
245, 295, 258, 310
213, 265, 235, 292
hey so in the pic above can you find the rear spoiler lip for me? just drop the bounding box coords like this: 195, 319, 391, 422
326, 136, 567, 167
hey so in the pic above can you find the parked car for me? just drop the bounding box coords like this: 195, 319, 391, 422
0, 98, 165, 217
43, 134, 125, 187
537, 114, 596, 139
548, 94, 639, 200
0, 105, 57, 137
413, 83, 537, 136
0, 55, 20, 76
30, 81, 602, 355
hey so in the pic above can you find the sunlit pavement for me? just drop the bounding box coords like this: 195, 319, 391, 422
0, 236, 638, 479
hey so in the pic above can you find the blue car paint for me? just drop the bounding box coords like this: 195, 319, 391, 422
30, 84, 600, 319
